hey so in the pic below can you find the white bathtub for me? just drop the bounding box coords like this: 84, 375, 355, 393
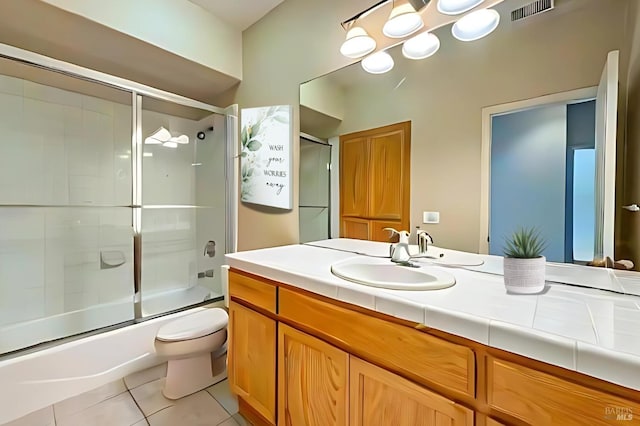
0, 292, 221, 424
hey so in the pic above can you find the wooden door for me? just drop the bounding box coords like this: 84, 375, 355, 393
339, 122, 411, 241
228, 301, 277, 424
369, 127, 408, 220
340, 137, 369, 218
278, 324, 349, 426
350, 357, 473, 426
342, 217, 370, 240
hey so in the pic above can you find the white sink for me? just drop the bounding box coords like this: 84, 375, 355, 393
330, 256, 456, 290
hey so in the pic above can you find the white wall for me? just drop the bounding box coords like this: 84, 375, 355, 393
41, 0, 242, 80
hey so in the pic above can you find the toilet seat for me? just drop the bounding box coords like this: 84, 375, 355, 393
156, 309, 228, 342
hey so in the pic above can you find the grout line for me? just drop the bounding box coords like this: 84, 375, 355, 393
126, 388, 147, 425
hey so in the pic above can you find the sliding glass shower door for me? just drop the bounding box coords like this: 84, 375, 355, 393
0, 47, 231, 355
0, 57, 135, 354
140, 97, 226, 317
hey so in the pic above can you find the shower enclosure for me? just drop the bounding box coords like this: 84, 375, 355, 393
0, 44, 237, 355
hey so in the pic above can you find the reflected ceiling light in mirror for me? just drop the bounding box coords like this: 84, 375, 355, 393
452, 9, 500, 41
362, 50, 395, 74
383, 3, 424, 38
169, 134, 189, 144
145, 126, 171, 144
437, 0, 485, 15
340, 26, 376, 58
162, 141, 178, 148
402, 32, 440, 60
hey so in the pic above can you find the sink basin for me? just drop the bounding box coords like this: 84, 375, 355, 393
330, 256, 456, 290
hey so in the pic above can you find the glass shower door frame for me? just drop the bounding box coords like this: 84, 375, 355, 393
0, 43, 237, 329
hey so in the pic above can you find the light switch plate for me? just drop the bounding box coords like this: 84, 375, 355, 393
423, 211, 440, 224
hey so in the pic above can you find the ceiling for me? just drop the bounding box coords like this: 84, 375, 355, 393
188, 0, 285, 31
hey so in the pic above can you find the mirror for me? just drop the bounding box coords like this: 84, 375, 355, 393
299, 0, 633, 268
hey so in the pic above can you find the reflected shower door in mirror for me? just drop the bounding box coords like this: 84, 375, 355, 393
299, 134, 331, 243
140, 96, 227, 317
0, 57, 134, 354
299, 0, 631, 267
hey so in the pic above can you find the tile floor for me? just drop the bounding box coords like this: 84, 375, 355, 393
2, 363, 251, 426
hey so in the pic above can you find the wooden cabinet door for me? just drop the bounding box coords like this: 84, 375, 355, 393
350, 357, 473, 426
278, 324, 349, 426
228, 301, 277, 424
368, 127, 407, 220
340, 137, 369, 218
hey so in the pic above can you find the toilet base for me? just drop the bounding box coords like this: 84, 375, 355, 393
163, 352, 227, 400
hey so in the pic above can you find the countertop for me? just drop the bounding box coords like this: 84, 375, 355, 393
225, 238, 640, 391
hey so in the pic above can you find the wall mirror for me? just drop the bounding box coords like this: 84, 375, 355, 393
299, 0, 635, 275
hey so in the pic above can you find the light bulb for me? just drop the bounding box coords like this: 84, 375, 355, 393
402, 32, 440, 60
340, 26, 376, 58
437, 0, 485, 15
452, 9, 500, 42
383, 3, 424, 38
362, 51, 394, 74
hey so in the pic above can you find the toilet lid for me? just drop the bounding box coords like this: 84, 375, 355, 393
156, 308, 228, 342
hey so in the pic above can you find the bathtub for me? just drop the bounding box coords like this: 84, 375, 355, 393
0, 289, 221, 424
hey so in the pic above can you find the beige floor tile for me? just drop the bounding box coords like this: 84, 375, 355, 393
56, 392, 144, 426
124, 363, 167, 390
2, 405, 54, 426
131, 420, 150, 426
147, 391, 230, 426
129, 378, 173, 417
206, 379, 238, 415
232, 413, 252, 426
217, 418, 240, 426
53, 379, 127, 420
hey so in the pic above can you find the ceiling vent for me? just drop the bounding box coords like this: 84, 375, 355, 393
511, 0, 554, 22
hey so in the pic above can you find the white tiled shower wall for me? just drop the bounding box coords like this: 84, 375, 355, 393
0, 74, 133, 330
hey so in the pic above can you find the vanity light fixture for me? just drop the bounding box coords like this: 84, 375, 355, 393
340, 0, 501, 74
402, 32, 440, 59
162, 141, 178, 149
362, 50, 395, 74
340, 26, 377, 58
437, 0, 485, 15
382, 2, 424, 38
451, 8, 500, 41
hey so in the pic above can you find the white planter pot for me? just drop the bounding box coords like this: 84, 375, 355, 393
503, 256, 546, 294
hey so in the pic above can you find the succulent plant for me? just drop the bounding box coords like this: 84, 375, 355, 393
503, 227, 547, 259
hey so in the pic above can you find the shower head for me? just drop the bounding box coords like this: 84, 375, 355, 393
197, 126, 214, 140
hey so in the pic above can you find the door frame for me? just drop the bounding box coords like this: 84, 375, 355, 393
479, 87, 597, 254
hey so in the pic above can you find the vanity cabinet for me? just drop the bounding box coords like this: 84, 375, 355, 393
227, 269, 640, 426
340, 121, 411, 241
278, 324, 349, 426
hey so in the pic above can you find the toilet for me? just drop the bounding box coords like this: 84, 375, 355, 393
154, 308, 228, 399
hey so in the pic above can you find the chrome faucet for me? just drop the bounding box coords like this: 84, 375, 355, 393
416, 229, 433, 255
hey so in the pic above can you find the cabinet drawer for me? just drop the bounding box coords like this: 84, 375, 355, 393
487, 356, 640, 425
229, 270, 277, 313
279, 288, 475, 397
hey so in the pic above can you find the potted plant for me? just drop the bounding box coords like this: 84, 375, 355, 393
503, 227, 547, 294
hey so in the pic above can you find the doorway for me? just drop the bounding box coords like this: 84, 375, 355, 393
488, 99, 596, 263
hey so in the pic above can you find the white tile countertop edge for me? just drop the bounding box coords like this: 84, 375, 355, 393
225, 239, 640, 391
